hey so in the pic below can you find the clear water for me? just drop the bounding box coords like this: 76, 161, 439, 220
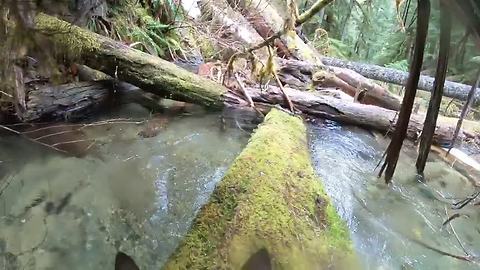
309, 120, 480, 270
0, 103, 249, 269
2, 104, 480, 270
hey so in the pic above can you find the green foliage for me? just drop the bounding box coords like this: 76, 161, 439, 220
384, 59, 409, 72
88, 0, 181, 57
317, 0, 479, 84
326, 38, 350, 59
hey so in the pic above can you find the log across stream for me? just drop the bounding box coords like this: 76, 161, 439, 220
1, 102, 480, 269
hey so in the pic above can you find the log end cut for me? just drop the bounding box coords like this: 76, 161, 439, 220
163, 109, 357, 270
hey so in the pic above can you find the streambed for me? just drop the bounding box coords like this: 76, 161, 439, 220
0, 106, 479, 269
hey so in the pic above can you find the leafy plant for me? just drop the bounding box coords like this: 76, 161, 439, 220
87, 0, 182, 57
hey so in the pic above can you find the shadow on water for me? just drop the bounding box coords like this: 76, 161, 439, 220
309, 120, 480, 270
0, 102, 253, 269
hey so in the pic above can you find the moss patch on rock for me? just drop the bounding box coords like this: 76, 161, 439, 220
163, 109, 357, 270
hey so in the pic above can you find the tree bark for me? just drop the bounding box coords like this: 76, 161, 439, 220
321, 56, 480, 102
17, 80, 167, 122
18, 81, 115, 122
163, 108, 357, 270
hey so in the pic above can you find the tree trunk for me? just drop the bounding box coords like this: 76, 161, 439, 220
34, 13, 232, 109
163, 108, 357, 270
321, 56, 480, 102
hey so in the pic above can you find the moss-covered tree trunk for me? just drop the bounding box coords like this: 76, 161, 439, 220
163, 109, 357, 270
33, 13, 231, 108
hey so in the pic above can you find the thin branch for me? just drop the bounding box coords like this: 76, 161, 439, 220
442, 212, 468, 227
0, 124, 68, 154
296, 0, 335, 25
408, 237, 477, 263
272, 70, 295, 112
234, 73, 255, 108
452, 190, 480, 210
444, 206, 471, 256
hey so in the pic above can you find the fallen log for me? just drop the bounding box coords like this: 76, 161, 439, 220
276, 58, 401, 110
17, 80, 166, 122
322, 56, 480, 102
243, 85, 476, 145
34, 13, 230, 108
163, 109, 357, 269
18, 81, 114, 122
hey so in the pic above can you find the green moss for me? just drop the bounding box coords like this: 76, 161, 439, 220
34, 13, 101, 58
163, 109, 357, 270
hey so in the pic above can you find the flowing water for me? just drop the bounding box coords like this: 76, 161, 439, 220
309, 120, 480, 270
1, 104, 480, 269
0, 103, 250, 269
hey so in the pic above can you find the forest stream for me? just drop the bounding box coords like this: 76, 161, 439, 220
0, 103, 479, 269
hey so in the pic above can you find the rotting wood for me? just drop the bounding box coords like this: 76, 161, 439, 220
17, 80, 165, 122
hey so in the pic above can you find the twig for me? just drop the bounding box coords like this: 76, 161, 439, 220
51, 139, 95, 147
444, 206, 471, 256
272, 70, 295, 112
442, 212, 468, 227
223, 0, 334, 84
452, 190, 480, 210
0, 90, 13, 98
0, 124, 68, 154
408, 237, 477, 263
234, 73, 255, 108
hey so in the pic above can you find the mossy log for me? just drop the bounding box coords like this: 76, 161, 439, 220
33, 13, 232, 109
163, 109, 357, 269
